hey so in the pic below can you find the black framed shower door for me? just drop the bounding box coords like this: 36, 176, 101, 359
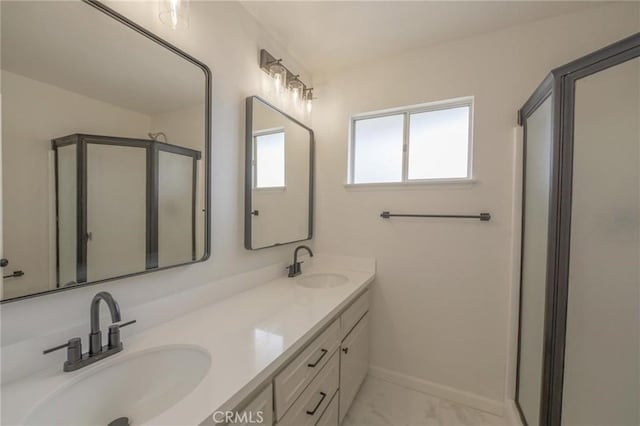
516, 32, 640, 426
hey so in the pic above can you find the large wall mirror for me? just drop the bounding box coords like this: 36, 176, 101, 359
1, 1, 211, 302
245, 97, 313, 250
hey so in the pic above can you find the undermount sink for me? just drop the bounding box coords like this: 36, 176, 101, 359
297, 273, 348, 288
24, 345, 211, 426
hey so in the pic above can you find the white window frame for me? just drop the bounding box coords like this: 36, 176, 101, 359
253, 127, 286, 190
347, 96, 474, 186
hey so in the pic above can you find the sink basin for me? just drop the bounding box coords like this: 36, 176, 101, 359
24, 345, 210, 426
298, 273, 348, 288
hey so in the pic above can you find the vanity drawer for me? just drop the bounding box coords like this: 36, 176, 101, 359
274, 319, 340, 419
340, 290, 369, 339
316, 390, 339, 426
277, 350, 339, 426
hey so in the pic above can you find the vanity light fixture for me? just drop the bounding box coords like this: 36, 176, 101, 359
269, 60, 287, 93
259, 49, 312, 111
288, 76, 304, 103
303, 88, 314, 113
159, 0, 190, 30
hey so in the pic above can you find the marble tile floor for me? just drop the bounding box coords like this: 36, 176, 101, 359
342, 375, 506, 426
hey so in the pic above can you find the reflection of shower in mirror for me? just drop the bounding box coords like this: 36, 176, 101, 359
148, 132, 169, 143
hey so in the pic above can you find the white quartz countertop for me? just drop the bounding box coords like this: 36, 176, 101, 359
1, 257, 375, 425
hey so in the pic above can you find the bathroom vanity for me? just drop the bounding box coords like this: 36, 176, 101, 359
228, 282, 370, 426
1, 256, 374, 425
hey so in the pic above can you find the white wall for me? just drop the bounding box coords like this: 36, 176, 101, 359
1, 70, 151, 299
313, 2, 639, 409
0, 0, 311, 376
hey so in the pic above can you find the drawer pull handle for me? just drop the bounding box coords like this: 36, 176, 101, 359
307, 348, 328, 368
342, 347, 349, 354
306, 391, 327, 416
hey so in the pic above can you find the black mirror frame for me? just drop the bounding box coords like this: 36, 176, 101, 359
244, 96, 314, 250
2, 0, 212, 303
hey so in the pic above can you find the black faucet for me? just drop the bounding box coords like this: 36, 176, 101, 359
287, 245, 314, 277
43, 291, 136, 372
89, 292, 122, 355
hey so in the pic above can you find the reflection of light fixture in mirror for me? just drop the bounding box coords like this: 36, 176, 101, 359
269, 60, 287, 93
288, 77, 303, 103
303, 88, 313, 113
159, 0, 190, 30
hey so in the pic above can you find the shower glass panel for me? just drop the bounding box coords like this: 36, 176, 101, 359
56, 144, 77, 287
158, 151, 195, 267
562, 56, 640, 426
517, 95, 553, 426
86, 144, 147, 282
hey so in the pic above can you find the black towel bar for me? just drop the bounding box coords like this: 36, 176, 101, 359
380, 211, 491, 221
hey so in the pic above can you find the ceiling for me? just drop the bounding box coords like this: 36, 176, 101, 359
240, 1, 606, 77
1, 1, 204, 115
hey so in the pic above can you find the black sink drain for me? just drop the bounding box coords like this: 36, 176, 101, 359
108, 417, 130, 426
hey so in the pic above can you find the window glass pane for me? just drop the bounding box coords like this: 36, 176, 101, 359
256, 131, 285, 187
353, 114, 404, 183
408, 106, 470, 179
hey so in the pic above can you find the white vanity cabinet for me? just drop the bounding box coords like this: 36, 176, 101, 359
338, 313, 369, 423
227, 288, 370, 426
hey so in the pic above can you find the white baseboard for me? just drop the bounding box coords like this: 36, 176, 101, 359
504, 399, 524, 426
368, 365, 504, 416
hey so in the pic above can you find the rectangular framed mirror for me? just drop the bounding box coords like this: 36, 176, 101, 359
1, 0, 211, 302
245, 97, 314, 250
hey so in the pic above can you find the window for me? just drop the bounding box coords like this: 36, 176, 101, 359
254, 130, 285, 188
349, 98, 473, 184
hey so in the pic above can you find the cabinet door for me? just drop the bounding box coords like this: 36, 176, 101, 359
339, 313, 369, 423
341, 290, 369, 339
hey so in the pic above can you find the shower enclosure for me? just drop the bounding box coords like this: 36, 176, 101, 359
517, 33, 639, 425
53, 134, 201, 287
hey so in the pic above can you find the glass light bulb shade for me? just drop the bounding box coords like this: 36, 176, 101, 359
269, 63, 287, 92
159, 0, 190, 30
288, 80, 303, 102
303, 89, 313, 113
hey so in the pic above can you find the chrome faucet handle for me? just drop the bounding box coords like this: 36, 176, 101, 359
285, 261, 304, 270
43, 337, 82, 365
108, 320, 137, 349
117, 319, 137, 328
